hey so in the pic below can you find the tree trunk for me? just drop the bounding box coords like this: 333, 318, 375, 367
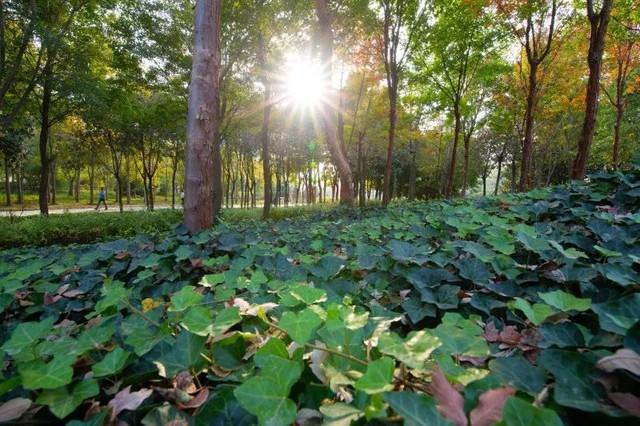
520, 63, 538, 191
17, 163, 23, 204
3, 156, 10, 206
445, 101, 461, 198
184, 0, 221, 232
573, 0, 613, 179
38, 55, 54, 215
462, 132, 471, 197
74, 165, 80, 202
126, 156, 131, 204
258, 44, 272, 218
383, 83, 397, 205
315, 0, 354, 206
89, 158, 95, 205
408, 140, 416, 201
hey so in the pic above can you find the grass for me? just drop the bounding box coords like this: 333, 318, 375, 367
0, 203, 339, 248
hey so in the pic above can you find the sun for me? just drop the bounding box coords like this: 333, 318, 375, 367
281, 55, 327, 109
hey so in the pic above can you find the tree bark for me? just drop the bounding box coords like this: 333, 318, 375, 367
383, 85, 397, 205
257, 42, 272, 218
38, 54, 54, 215
3, 156, 10, 206
184, 0, 221, 232
573, 0, 613, 179
520, 62, 537, 191
408, 140, 417, 201
445, 101, 461, 198
315, 0, 354, 206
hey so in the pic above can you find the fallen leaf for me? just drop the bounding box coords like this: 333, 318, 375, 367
108, 386, 153, 420
176, 387, 209, 409
430, 366, 467, 426
0, 398, 31, 422
596, 349, 640, 376
608, 392, 640, 417
469, 387, 515, 426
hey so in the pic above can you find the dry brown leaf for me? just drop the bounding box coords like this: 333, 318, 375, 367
469, 387, 515, 426
108, 386, 153, 420
430, 367, 468, 426
0, 398, 31, 423
608, 392, 640, 417
597, 349, 640, 376
176, 387, 209, 410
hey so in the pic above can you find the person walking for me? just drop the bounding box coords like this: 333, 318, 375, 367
95, 187, 108, 211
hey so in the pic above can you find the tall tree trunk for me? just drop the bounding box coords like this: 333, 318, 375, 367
572, 0, 613, 179
408, 140, 417, 201
520, 63, 538, 191
445, 101, 461, 198
89, 158, 95, 205
126, 156, 131, 204
3, 156, 10, 206
184, 0, 221, 233
17, 162, 23, 204
258, 44, 272, 218
383, 83, 397, 205
462, 132, 471, 197
74, 165, 80, 202
315, 0, 354, 206
38, 55, 54, 215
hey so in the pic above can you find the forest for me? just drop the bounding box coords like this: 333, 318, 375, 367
0, 0, 639, 425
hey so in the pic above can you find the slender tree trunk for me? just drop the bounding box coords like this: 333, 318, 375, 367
74, 165, 80, 202
89, 158, 95, 205
315, 0, 354, 206
520, 63, 537, 191
258, 45, 272, 218
462, 132, 471, 197
38, 55, 54, 214
445, 102, 462, 198
3, 156, 10, 206
184, 0, 221, 232
572, 0, 613, 179
17, 163, 23, 204
383, 84, 397, 205
126, 156, 131, 204
408, 140, 417, 201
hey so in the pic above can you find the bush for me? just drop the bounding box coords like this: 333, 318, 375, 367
0, 204, 339, 248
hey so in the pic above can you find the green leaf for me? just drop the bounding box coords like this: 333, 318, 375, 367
91, 347, 129, 377
384, 392, 451, 426
319, 403, 363, 425
378, 331, 441, 370
307, 256, 344, 280
200, 273, 225, 287
195, 385, 255, 426
95, 281, 131, 314
19, 354, 76, 390
2, 318, 55, 359
592, 294, 640, 334
516, 231, 550, 254
181, 306, 214, 336
501, 397, 563, 426
279, 308, 322, 344
211, 307, 242, 336
168, 286, 203, 312
153, 332, 206, 378
288, 284, 327, 305
538, 290, 591, 312
433, 313, 489, 357
489, 356, 546, 396
510, 298, 555, 325
594, 245, 622, 257
36, 379, 99, 419
549, 240, 588, 260
456, 258, 492, 283
354, 357, 395, 394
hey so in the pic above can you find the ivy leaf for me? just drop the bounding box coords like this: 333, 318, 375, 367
95, 281, 131, 314
354, 357, 395, 394
549, 240, 588, 260
594, 246, 622, 257
319, 403, 363, 425
211, 307, 242, 336
307, 256, 344, 280
279, 308, 322, 344
378, 331, 441, 370
488, 356, 546, 396
195, 385, 255, 426
168, 286, 203, 312
181, 306, 214, 336
36, 379, 98, 419
384, 392, 451, 426
510, 298, 555, 325
434, 313, 489, 357
19, 354, 76, 390
538, 290, 591, 312
91, 347, 130, 377
2, 318, 55, 359
153, 331, 206, 378
592, 294, 640, 334
501, 397, 563, 426
289, 284, 327, 305
456, 258, 492, 284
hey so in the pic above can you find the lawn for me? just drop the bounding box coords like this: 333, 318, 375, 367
0, 166, 638, 424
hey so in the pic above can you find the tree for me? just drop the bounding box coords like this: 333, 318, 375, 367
572, 0, 613, 179
315, 0, 355, 206
379, 0, 423, 206
184, 0, 222, 232
599, 0, 637, 170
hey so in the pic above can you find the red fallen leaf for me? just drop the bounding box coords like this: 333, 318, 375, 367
0, 398, 31, 423
176, 387, 209, 410
608, 392, 640, 417
596, 349, 640, 376
458, 355, 488, 367
190, 258, 203, 268
56, 284, 70, 295
62, 289, 85, 298
115, 251, 130, 260
484, 322, 500, 342
498, 326, 521, 347
469, 387, 515, 426
523, 348, 541, 364
430, 367, 468, 426
173, 371, 197, 394
43, 293, 62, 305
108, 386, 153, 420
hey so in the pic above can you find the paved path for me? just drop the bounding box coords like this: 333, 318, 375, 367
0, 204, 179, 217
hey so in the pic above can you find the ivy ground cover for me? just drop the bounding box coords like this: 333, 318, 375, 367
0, 167, 639, 425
